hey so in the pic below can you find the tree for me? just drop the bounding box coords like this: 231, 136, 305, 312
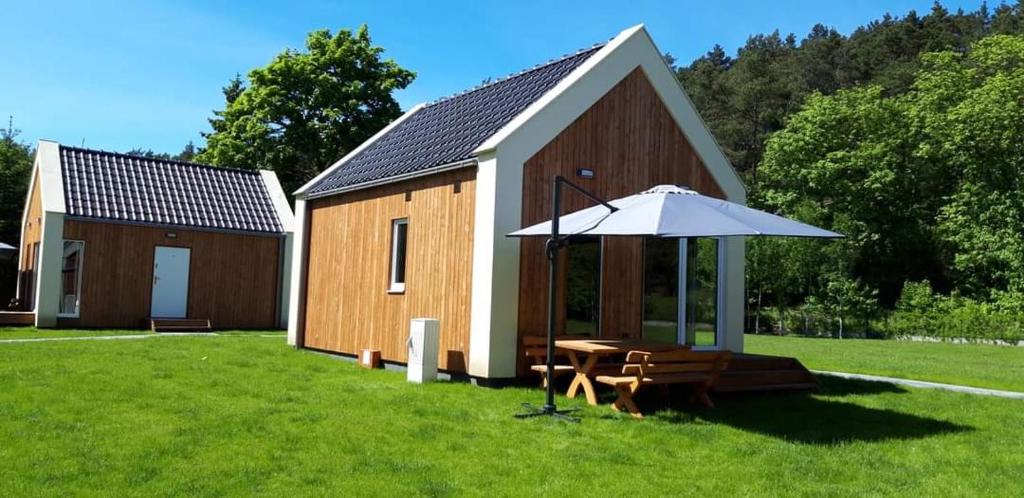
756, 33, 1024, 312
676, 2, 1024, 184
0, 118, 33, 246
123, 142, 196, 162
757, 85, 948, 305
0, 118, 33, 307
176, 141, 197, 162
196, 26, 415, 195
922, 35, 1024, 296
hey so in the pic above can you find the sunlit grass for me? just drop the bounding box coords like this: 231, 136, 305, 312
0, 334, 1021, 495
0, 326, 153, 340
746, 334, 1024, 392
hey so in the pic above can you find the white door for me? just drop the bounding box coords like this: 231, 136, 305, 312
151, 246, 190, 318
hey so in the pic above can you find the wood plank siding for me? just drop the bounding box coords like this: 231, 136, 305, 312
517, 68, 726, 358
17, 172, 43, 309
302, 168, 476, 372
58, 219, 282, 329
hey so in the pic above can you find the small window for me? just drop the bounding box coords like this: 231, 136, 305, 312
59, 240, 85, 317
389, 219, 408, 293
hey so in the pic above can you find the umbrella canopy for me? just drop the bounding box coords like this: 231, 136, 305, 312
509, 185, 842, 239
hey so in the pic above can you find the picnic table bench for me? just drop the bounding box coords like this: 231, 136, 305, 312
596, 349, 732, 418
554, 339, 687, 405
522, 335, 577, 388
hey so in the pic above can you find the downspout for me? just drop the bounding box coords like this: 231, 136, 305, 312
274, 235, 285, 329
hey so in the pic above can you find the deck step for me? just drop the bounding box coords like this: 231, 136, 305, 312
726, 355, 803, 371
715, 382, 820, 393
0, 311, 35, 326
713, 353, 819, 393
150, 318, 212, 332
717, 368, 814, 387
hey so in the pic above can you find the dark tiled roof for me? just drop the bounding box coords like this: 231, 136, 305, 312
59, 146, 284, 233
306, 44, 605, 196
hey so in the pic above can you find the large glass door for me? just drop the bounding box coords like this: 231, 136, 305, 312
643, 237, 723, 348
684, 238, 719, 348
565, 237, 602, 336
642, 238, 680, 343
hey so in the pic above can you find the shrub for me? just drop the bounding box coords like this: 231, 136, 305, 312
882, 281, 1024, 342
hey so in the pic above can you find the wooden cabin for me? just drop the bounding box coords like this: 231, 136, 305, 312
14, 142, 294, 329
288, 25, 748, 381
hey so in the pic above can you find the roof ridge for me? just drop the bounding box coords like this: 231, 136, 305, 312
425, 42, 607, 107
58, 144, 263, 176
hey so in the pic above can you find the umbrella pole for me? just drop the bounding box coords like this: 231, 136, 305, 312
518, 175, 614, 422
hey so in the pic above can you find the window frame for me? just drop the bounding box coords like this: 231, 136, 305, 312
57, 239, 85, 318
388, 218, 409, 294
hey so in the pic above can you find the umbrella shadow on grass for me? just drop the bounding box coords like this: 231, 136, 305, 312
813, 374, 909, 396
603, 378, 970, 445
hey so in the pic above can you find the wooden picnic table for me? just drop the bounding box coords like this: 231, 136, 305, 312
554, 339, 688, 405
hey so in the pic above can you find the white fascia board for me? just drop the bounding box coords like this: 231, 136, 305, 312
293, 103, 427, 197
473, 24, 644, 155
37, 140, 66, 214
474, 24, 746, 204
279, 231, 294, 329
259, 170, 296, 233
468, 151, 522, 378
286, 198, 309, 346
34, 210, 64, 327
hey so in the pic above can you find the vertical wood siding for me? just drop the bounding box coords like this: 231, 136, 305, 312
302, 168, 476, 372
17, 171, 43, 308
518, 68, 726, 361
58, 220, 281, 329
20, 171, 42, 271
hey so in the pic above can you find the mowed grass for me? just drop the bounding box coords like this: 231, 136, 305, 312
0, 326, 153, 340
1, 335, 1022, 496
746, 334, 1024, 392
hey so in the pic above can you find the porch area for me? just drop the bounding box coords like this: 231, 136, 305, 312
523, 335, 818, 417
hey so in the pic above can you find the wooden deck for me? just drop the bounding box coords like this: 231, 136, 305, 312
0, 311, 35, 326
713, 353, 819, 393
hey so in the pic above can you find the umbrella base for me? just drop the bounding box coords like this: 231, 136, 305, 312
515, 402, 581, 422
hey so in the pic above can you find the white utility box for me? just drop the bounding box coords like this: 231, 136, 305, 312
407, 318, 439, 383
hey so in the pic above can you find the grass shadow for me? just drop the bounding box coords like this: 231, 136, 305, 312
638, 387, 970, 444
815, 374, 908, 396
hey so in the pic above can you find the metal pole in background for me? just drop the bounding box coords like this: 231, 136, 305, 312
543, 175, 561, 413
516, 175, 614, 421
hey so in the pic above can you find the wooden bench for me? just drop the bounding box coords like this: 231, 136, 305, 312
595, 349, 732, 418
523, 335, 579, 388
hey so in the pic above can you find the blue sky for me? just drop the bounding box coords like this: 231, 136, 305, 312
1, 0, 987, 154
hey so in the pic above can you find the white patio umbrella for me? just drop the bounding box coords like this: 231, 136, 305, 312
508, 180, 841, 421
510, 184, 842, 238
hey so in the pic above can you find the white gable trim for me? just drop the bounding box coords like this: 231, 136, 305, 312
37, 140, 66, 214
474, 24, 745, 202
18, 140, 64, 307
293, 103, 427, 197
467, 25, 749, 377
259, 170, 296, 233
16, 151, 41, 274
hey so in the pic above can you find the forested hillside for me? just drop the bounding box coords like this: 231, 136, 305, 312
677, 2, 1024, 338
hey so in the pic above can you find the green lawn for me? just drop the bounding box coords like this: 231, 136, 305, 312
0, 326, 154, 340
746, 334, 1024, 392
0, 334, 1022, 495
